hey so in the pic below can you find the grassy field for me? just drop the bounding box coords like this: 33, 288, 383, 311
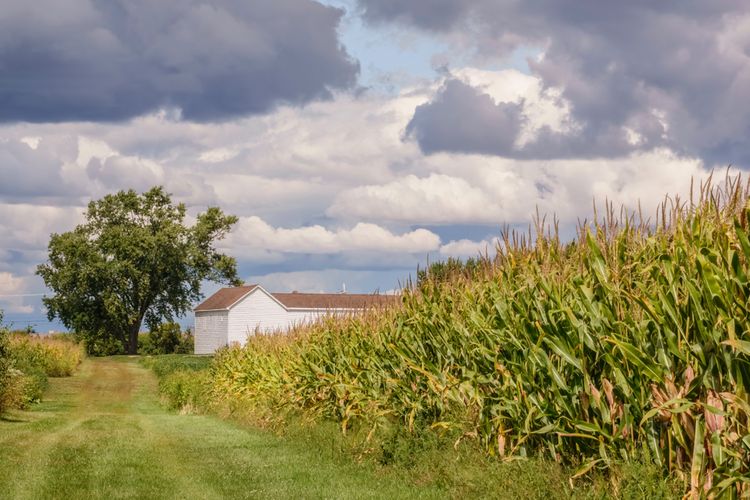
0, 357, 444, 500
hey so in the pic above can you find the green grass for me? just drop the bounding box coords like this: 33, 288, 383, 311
245, 416, 681, 499
142, 355, 680, 498
139, 353, 212, 378
0, 357, 445, 499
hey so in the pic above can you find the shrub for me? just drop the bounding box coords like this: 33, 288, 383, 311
138, 333, 153, 354
0, 368, 28, 410
79, 331, 125, 356
175, 328, 194, 354
8, 365, 47, 407
139, 323, 193, 355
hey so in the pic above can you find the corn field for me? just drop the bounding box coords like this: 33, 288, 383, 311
211, 174, 750, 497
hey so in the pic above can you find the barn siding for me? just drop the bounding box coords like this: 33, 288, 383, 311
226, 290, 342, 345
194, 310, 229, 354
227, 288, 290, 343
288, 309, 329, 328
196, 287, 365, 353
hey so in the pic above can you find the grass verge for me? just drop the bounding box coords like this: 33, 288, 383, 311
1, 357, 447, 499
145, 355, 682, 498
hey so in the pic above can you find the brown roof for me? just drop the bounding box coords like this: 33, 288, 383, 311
194, 285, 398, 312
194, 285, 258, 311
272, 292, 398, 309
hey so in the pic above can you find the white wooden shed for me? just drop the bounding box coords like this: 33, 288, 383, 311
193, 284, 395, 354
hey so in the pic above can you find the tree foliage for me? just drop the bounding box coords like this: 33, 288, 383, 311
415, 256, 486, 289
37, 187, 241, 354
139, 323, 193, 355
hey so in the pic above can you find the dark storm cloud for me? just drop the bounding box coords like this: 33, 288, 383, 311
363, 0, 750, 164
405, 78, 650, 160
0, 0, 359, 122
406, 79, 523, 156
357, 0, 470, 31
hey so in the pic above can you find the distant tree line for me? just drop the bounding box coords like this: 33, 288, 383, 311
416, 257, 488, 289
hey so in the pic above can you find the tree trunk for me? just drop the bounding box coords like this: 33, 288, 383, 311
127, 321, 141, 355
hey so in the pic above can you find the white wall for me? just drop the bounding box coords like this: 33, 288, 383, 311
194, 310, 229, 354
227, 288, 290, 344
288, 309, 328, 329
226, 289, 333, 345
197, 288, 357, 352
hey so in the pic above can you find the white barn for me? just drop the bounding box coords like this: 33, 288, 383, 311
193, 284, 395, 354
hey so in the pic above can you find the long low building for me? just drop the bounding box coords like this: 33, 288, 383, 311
193, 284, 396, 354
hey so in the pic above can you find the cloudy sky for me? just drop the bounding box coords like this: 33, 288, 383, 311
1, 0, 748, 330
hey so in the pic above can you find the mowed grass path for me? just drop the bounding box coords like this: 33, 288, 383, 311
0, 358, 442, 500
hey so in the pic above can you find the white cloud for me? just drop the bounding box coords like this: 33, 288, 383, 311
450, 67, 575, 146
0, 272, 25, 294
245, 269, 404, 294
440, 238, 499, 258
199, 147, 240, 163
546, 149, 713, 221
86, 155, 165, 191
328, 173, 505, 224
0, 272, 34, 314
20, 136, 41, 149
0, 203, 84, 251
328, 148, 713, 226
226, 216, 441, 257
0, 86, 429, 220
76, 136, 118, 166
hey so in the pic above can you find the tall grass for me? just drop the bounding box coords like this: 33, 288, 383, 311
0, 333, 84, 411
209, 174, 749, 496
9, 334, 85, 377
0, 315, 12, 413
140, 354, 212, 378
140, 355, 213, 413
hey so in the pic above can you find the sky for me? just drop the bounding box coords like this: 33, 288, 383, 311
1, 0, 748, 331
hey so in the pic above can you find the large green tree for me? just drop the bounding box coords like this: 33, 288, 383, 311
37, 187, 241, 354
